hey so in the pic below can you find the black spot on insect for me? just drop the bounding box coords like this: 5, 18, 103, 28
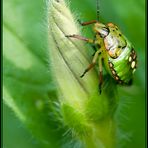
97, 44, 101, 49
118, 45, 121, 48
130, 48, 137, 61
132, 48, 135, 53
116, 27, 118, 30
98, 33, 104, 38
115, 53, 118, 57
122, 45, 126, 49
113, 29, 115, 32
119, 34, 122, 36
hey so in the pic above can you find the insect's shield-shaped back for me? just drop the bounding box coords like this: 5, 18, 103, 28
48, 0, 118, 147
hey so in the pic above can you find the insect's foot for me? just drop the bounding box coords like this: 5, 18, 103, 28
99, 88, 102, 94
80, 70, 87, 78
80, 74, 85, 78
77, 19, 82, 25
65, 35, 72, 37
127, 79, 133, 86
99, 84, 102, 94
92, 52, 95, 56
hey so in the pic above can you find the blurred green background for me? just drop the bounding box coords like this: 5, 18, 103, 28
3, 0, 146, 148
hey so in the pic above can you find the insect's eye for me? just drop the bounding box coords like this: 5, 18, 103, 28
102, 27, 109, 33
99, 27, 109, 37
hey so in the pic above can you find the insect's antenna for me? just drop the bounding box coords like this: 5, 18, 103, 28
96, 0, 100, 21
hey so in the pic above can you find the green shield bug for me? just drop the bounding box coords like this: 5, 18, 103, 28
66, 0, 137, 94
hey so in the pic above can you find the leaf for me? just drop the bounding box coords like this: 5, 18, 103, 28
4, 0, 142, 147
3, 0, 63, 147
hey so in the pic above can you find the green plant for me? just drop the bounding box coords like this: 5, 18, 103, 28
3, 0, 145, 148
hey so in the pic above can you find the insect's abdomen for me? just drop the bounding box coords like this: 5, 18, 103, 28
108, 42, 137, 84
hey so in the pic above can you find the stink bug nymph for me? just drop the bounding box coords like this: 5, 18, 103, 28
66, 0, 137, 94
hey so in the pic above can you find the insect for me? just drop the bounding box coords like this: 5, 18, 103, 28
66, 0, 137, 94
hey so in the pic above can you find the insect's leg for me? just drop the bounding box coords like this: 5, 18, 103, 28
80, 50, 101, 77
78, 20, 97, 26
91, 45, 97, 56
98, 57, 103, 94
91, 35, 99, 56
66, 34, 94, 44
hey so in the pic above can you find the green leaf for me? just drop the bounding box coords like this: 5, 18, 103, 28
3, 0, 145, 148
3, 0, 63, 147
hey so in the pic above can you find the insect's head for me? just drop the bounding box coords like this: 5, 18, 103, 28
94, 22, 109, 38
